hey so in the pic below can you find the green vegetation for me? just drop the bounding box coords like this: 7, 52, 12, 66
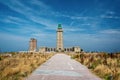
0, 52, 54, 80
68, 52, 120, 80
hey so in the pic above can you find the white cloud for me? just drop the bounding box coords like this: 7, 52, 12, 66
7, 16, 28, 23
106, 11, 115, 15
0, 32, 28, 41
2, 0, 32, 15
29, 0, 50, 10
2, 16, 29, 25
81, 23, 91, 26
64, 28, 84, 32
100, 11, 120, 19
31, 33, 46, 37
100, 15, 120, 19
0, 0, 56, 26
71, 16, 93, 20
100, 29, 120, 34
3, 18, 20, 25
54, 13, 95, 21
29, 16, 57, 30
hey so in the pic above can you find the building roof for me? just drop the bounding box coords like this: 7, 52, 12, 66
58, 24, 62, 29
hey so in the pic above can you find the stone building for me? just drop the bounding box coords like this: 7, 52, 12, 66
29, 38, 37, 52
73, 46, 81, 53
39, 46, 81, 53
29, 24, 82, 53
39, 47, 56, 53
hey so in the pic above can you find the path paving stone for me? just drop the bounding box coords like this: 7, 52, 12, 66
26, 54, 101, 80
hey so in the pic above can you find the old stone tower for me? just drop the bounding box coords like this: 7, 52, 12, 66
29, 38, 37, 52
56, 24, 64, 52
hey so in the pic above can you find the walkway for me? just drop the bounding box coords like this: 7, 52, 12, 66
26, 54, 101, 80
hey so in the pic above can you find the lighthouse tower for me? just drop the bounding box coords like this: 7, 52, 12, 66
56, 24, 64, 52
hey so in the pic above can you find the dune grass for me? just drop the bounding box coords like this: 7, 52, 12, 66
69, 52, 120, 80
0, 52, 54, 80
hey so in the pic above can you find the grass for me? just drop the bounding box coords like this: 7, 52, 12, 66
68, 52, 120, 80
0, 52, 54, 80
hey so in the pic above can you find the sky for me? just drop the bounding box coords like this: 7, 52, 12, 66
0, 0, 120, 52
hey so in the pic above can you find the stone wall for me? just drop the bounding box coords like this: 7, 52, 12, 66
39, 46, 81, 53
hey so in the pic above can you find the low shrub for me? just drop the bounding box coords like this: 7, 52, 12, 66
0, 52, 54, 80
69, 52, 120, 80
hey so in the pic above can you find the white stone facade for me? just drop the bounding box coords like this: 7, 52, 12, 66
56, 24, 64, 52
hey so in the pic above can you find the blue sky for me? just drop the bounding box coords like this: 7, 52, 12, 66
0, 0, 120, 52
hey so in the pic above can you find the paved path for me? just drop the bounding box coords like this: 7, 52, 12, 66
26, 54, 101, 80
